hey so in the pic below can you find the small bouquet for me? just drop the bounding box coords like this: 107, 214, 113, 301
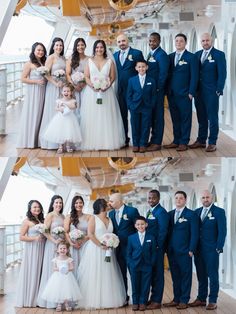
52, 226, 65, 239
100, 233, 120, 262
34, 223, 48, 234
53, 69, 66, 82
58, 262, 68, 275
71, 72, 85, 85
69, 229, 85, 242
37, 66, 49, 76
91, 76, 110, 104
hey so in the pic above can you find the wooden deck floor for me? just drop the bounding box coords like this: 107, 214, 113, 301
1, 103, 236, 157
1, 266, 235, 314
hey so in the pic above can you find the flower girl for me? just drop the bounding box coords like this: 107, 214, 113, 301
42, 83, 82, 153
40, 241, 82, 312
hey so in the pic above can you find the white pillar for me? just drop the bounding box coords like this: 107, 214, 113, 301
0, 68, 7, 135
0, 0, 18, 46
0, 226, 6, 294
0, 157, 17, 201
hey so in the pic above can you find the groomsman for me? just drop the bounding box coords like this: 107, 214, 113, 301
108, 193, 140, 302
165, 34, 198, 151
189, 33, 227, 152
189, 190, 227, 310
146, 32, 169, 151
114, 34, 144, 147
165, 191, 199, 309
145, 190, 169, 309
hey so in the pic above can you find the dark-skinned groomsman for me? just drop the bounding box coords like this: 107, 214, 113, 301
189, 190, 227, 310
145, 190, 169, 310
165, 33, 199, 151
164, 191, 199, 310
146, 32, 169, 152
189, 33, 227, 152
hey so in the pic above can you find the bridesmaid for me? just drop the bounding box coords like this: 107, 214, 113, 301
66, 38, 89, 118
17, 42, 47, 148
39, 37, 66, 149
64, 195, 90, 276
16, 200, 45, 307
37, 195, 65, 308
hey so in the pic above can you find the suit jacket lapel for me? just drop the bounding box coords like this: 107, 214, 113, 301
118, 205, 127, 228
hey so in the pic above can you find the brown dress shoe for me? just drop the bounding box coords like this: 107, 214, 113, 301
206, 303, 217, 310
146, 144, 161, 151
164, 143, 179, 149
139, 304, 146, 311
176, 303, 188, 309
132, 304, 139, 311
139, 146, 146, 153
189, 299, 206, 307
205, 144, 216, 152
176, 144, 188, 151
147, 302, 161, 309
188, 141, 206, 148
132, 146, 139, 153
163, 300, 179, 307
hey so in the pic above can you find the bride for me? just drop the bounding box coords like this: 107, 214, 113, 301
77, 199, 126, 309
80, 40, 125, 150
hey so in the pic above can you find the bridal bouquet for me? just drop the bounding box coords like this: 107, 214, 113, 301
52, 226, 65, 239
34, 223, 48, 234
37, 66, 49, 76
100, 233, 120, 262
69, 229, 85, 242
71, 72, 85, 85
91, 76, 110, 104
53, 69, 66, 82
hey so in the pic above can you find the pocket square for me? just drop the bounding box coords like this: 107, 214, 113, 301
147, 82, 152, 85
146, 240, 151, 242
209, 217, 215, 220
209, 60, 215, 63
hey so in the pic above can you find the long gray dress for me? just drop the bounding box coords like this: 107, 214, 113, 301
39, 57, 66, 149
37, 215, 64, 308
69, 216, 88, 276
15, 224, 45, 307
17, 68, 46, 148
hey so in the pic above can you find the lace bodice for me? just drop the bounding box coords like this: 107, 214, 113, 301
94, 215, 113, 240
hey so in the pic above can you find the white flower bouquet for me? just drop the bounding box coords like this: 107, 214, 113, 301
52, 226, 65, 239
100, 233, 119, 262
58, 262, 69, 274
91, 76, 110, 104
37, 66, 49, 76
71, 72, 85, 85
69, 229, 85, 242
34, 223, 48, 234
53, 69, 66, 82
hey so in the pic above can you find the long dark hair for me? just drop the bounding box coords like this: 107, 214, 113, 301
93, 198, 107, 215
49, 37, 64, 56
48, 195, 63, 214
70, 195, 84, 227
71, 38, 86, 69
26, 200, 44, 223
93, 40, 107, 58
29, 42, 46, 67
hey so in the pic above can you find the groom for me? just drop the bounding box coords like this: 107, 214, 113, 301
109, 193, 140, 303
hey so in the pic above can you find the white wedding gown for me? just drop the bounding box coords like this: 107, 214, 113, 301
80, 58, 125, 150
77, 215, 126, 309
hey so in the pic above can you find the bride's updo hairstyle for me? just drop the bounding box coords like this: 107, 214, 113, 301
93, 198, 107, 215
93, 40, 107, 58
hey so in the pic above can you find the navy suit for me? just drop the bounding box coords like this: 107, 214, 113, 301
167, 207, 199, 304
127, 232, 157, 305
114, 47, 144, 144
167, 50, 198, 144
146, 203, 169, 303
127, 75, 157, 147
195, 47, 227, 145
109, 205, 140, 296
147, 47, 169, 145
194, 204, 226, 303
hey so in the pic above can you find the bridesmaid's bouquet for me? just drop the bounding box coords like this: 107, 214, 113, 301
52, 226, 65, 239
53, 69, 66, 82
100, 233, 120, 262
37, 66, 49, 76
69, 229, 85, 242
71, 72, 85, 85
34, 223, 48, 234
91, 76, 110, 104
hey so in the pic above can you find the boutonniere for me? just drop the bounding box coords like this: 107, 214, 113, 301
208, 55, 212, 61
128, 54, 133, 61
147, 213, 155, 219
207, 212, 212, 218
179, 60, 188, 65
148, 56, 156, 62
178, 217, 188, 223
122, 214, 129, 220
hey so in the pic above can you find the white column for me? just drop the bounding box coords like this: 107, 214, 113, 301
0, 0, 18, 46
0, 157, 17, 201
0, 68, 7, 135
0, 226, 6, 294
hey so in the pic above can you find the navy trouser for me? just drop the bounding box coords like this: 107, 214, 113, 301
130, 108, 152, 147
150, 90, 165, 145
150, 248, 165, 303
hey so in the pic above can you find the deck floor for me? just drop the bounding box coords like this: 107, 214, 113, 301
1, 103, 236, 158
